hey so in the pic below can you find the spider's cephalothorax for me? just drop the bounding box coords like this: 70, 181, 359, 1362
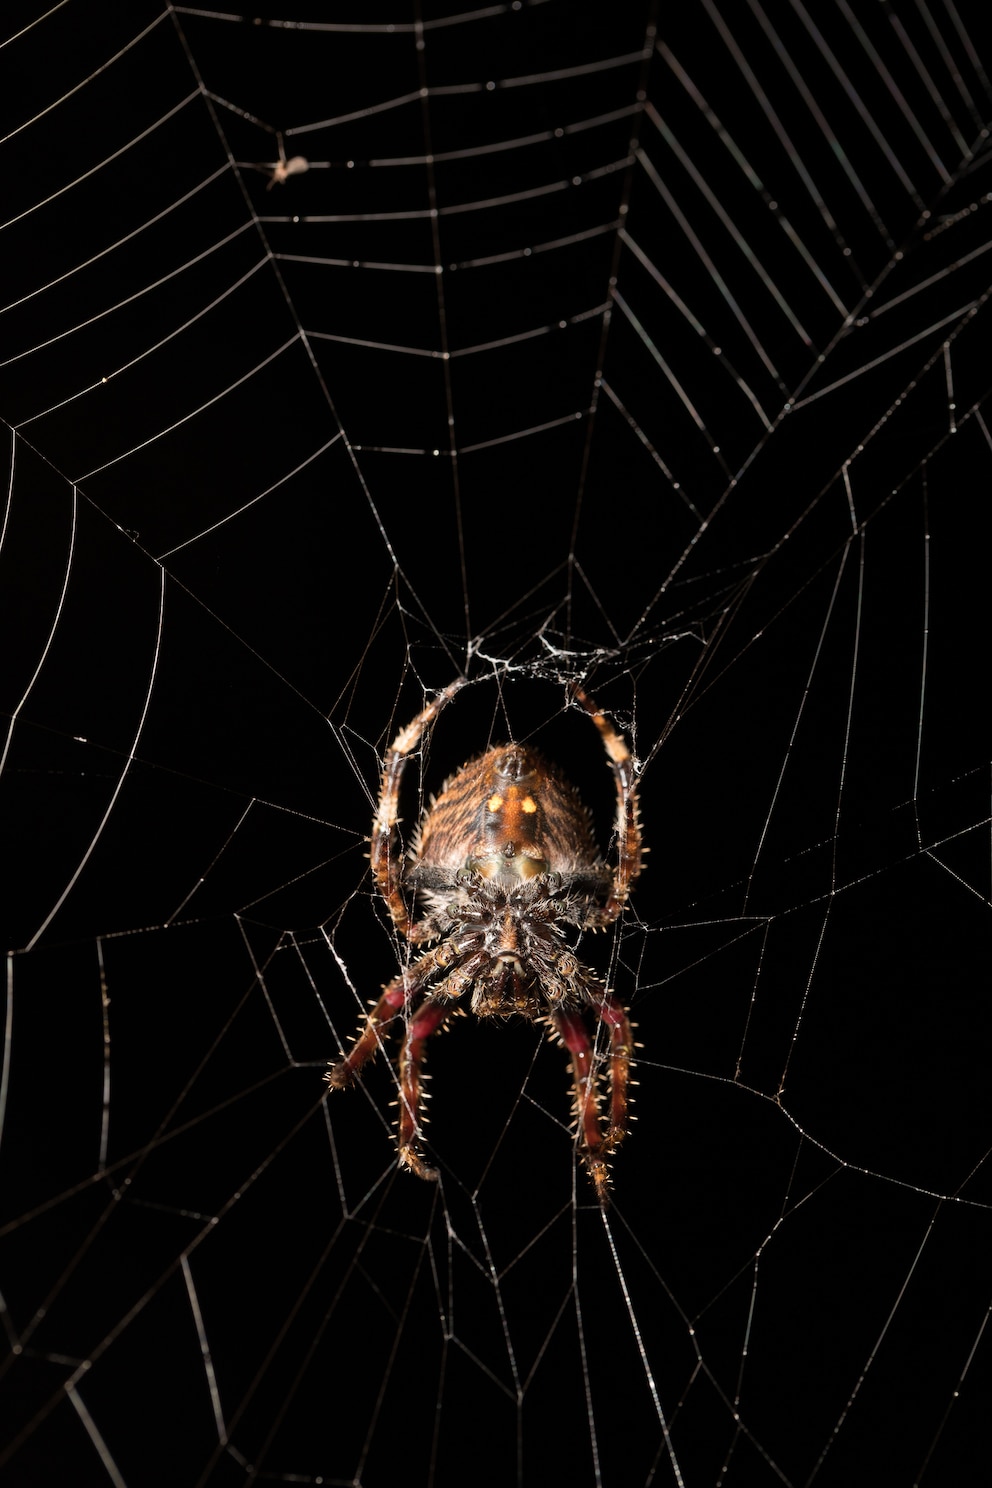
326, 682, 644, 1200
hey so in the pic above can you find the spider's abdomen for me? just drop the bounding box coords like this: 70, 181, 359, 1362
414, 744, 603, 885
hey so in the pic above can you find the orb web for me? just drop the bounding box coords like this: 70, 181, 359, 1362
1, 3, 991, 1485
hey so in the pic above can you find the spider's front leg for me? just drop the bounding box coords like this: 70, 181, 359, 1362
371, 680, 466, 938
570, 685, 644, 926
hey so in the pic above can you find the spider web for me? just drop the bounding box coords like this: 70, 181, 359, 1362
2, 1, 991, 1484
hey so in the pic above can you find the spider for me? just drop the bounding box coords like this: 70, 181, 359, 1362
264, 138, 309, 189
325, 680, 644, 1199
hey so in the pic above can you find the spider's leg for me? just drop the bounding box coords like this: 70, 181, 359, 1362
325, 946, 441, 1089
552, 980, 632, 1201
396, 996, 453, 1180
371, 679, 466, 937
571, 686, 643, 925
590, 988, 633, 1150
552, 1006, 607, 1202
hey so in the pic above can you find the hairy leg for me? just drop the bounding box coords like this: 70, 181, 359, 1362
370, 680, 466, 938
325, 946, 443, 1089
553, 994, 632, 1202
396, 997, 452, 1180
594, 990, 634, 1148
570, 685, 644, 925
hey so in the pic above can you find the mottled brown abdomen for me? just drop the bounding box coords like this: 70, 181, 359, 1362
415, 744, 605, 884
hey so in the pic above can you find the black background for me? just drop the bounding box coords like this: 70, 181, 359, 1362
2, 2, 991, 1484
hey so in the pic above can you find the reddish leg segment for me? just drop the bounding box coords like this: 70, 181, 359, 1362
327, 954, 455, 1180
596, 992, 633, 1148
554, 993, 633, 1201
325, 947, 442, 1089
396, 998, 452, 1179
